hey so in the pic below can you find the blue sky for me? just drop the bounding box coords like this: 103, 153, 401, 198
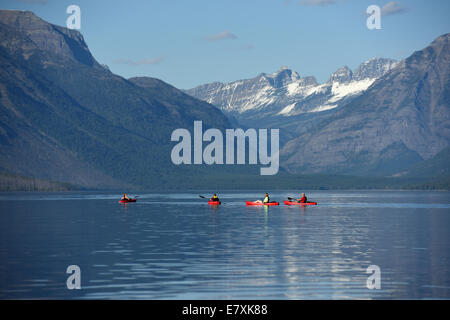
2, 0, 450, 89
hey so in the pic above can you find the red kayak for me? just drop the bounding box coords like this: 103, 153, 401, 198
119, 198, 136, 203
283, 201, 317, 206
246, 201, 279, 206
208, 200, 221, 205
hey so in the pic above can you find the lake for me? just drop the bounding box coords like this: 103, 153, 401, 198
0, 190, 449, 299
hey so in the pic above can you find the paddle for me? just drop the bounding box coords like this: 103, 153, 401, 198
199, 194, 223, 204
287, 196, 313, 204
200, 195, 215, 201
287, 196, 303, 203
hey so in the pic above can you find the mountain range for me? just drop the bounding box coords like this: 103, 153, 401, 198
0, 10, 236, 189
187, 35, 450, 177
282, 33, 450, 176
186, 58, 398, 122
0, 9, 448, 190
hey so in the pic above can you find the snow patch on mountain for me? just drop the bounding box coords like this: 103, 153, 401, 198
310, 104, 338, 113
305, 83, 328, 97
287, 81, 317, 96
278, 103, 297, 115
328, 78, 376, 103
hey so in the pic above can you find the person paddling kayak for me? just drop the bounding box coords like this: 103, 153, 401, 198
210, 193, 220, 202
296, 193, 307, 203
121, 193, 131, 201
254, 193, 270, 204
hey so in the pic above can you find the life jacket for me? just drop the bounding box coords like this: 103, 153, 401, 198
263, 196, 269, 203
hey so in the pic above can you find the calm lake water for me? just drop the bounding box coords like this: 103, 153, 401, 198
0, 190, 449, 300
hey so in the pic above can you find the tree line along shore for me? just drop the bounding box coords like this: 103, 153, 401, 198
0, 171, 448, 192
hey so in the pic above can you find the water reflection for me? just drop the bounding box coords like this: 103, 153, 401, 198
0, 191, 449, 299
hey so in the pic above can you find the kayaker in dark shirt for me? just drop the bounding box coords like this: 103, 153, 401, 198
297, 193, 307, 203
210, 194, 220, 202
121, 193, 130, 201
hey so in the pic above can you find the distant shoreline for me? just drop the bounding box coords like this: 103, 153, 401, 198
1, 186, 448, 193
1, 170, 448, 192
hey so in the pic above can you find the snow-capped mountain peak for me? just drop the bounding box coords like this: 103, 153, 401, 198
185, 58, 398, 121
328, 66, 353, 84
261, 66, 301, 88
352, 58, 398, 81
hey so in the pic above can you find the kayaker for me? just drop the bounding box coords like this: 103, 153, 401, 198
210, 193, 220, 202
121, 193, 131, 201
255, 193, 270, 204
296, 193, 307, 203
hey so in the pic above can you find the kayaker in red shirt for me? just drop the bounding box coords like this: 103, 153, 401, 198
296, 193, 307, 203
